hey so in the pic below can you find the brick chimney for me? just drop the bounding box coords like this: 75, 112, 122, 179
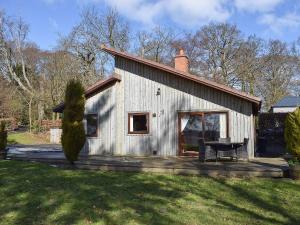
174, 49, 189, 73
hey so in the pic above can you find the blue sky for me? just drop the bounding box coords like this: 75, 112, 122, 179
1, 0, 300, 50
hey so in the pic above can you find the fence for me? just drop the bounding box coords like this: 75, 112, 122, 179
257, 113, 288, 157
40, 120, 62, 131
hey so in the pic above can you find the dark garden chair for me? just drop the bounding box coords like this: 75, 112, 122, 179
217, 137, 236, 159
237, 138, 249, 160
198, 139, 216, 162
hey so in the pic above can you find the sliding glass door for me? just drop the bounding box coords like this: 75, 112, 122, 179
179, 112, 228, 156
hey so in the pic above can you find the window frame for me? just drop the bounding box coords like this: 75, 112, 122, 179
85, 113, 99, 138
128, 112, 150, 135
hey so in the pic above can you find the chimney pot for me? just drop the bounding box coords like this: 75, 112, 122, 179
174, 49, 189, 73
179, 49, 184, 55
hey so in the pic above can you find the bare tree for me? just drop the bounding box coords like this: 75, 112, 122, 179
258, 40, 296, 110
172, 32, 205, 75
235, 36, 263, 94
198, 23, 243, 86
0, 11, 39, 131
135, 26, 176, 64
60, 7, 130, 86
173, 23, 243, 87
43, 50, 81, 107
289, 39, 300, 96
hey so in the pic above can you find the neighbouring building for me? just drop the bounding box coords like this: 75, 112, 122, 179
270, 96, 300, 113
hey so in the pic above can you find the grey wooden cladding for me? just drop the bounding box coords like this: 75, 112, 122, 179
83, 56, 256, 158
82, 85, 117, 155
116, 57, 255, 158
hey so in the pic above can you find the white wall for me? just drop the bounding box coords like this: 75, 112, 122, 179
273, 107, 297, 113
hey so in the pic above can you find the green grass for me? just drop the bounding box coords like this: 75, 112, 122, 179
0, 161, 299, 225
7, 132, 48, 145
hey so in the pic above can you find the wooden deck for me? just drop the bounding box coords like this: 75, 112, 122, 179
7, 151, 289, 178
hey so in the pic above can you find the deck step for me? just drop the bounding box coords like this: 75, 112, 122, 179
7, 156, 287, 178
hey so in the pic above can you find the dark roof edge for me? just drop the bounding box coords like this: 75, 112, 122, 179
52, 74, 121, 113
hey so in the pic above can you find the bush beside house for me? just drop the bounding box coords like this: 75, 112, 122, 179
0, 122, 8, 159
284, 107, 300, 179
61, 80, 86, 164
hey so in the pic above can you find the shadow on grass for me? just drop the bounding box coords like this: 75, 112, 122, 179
186, 177, 300, 225
0, 161, 184, 225
0, 160, 299, 225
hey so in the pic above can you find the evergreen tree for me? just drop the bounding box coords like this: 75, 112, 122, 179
0, 122, 7, 151
284, 107, 300, 160
61, 80, 86, 163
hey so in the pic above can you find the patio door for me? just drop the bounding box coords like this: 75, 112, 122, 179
179, 113, 204, 156
178, 112, 228, 156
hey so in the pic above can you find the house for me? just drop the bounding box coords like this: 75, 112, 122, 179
271, 96, 300, 113
54, 47, 261, 159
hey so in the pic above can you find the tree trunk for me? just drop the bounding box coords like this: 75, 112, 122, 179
28, 97, 33, 133
37, 100, 44, 121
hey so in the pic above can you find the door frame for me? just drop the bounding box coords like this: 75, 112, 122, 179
178, 111, 229, 156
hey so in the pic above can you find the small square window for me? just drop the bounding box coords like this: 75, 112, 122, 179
128, 113, 149, 134
86, 114, 98, 137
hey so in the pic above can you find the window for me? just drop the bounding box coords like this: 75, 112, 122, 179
128, 113, 149, 134
86, 114, 98, 137
203, 113, 227, 141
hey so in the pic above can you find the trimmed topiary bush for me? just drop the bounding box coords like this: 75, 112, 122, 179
0, 121, 7, 151
284, 107, 300, 160
61, 80, 86, 164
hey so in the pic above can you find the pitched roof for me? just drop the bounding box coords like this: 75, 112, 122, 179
101, 46, 261, 107
273, 96, 300, 107
85, 73, 121, 97
52, 74, 120, 113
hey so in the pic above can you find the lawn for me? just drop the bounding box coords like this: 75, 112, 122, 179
7, 132, 49, 145
0, 161, 299, 225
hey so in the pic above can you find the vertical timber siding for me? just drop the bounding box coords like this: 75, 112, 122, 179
115, 57, 255, 158
81, 85, 117, 155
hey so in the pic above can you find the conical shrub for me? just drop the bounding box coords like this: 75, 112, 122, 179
61, 80, 86, 163
284, 107, 300, 159
0, 122, 7, 151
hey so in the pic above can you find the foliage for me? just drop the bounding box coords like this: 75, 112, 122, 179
182, 144, 199, 152
61, 80, 86, 163
1, 160, 300, 225
0, 122, 7, 151
284, 107, 300, 159
7, 132, 48, 145
288, 158, 300, 166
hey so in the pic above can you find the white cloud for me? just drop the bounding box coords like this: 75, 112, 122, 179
42, 0, 63, 4
259, 12, 300, 33
234, 0, 283, 13
165, 0, 230, 27
83, 0, 231, 27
